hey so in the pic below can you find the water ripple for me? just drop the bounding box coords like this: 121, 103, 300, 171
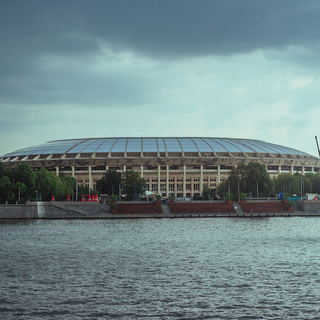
1, 218, 320, 319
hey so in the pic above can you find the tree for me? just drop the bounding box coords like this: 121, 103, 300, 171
245, 162, 273, 197
35, 167, 60, 201
0, 162, 6, 178
305, 173, 320, 194
59, 173, 77, 200
0, 176, 13, 203
8, 164, 36, 200
96, 169, 122, 196
122, 170, 146, 200
218, 162, 273, 200
274, 173, 312, 197
202, 185, 216, 200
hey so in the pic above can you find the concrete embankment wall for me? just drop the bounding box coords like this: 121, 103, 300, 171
298, 200, 320, 213
0, 202, 109, 219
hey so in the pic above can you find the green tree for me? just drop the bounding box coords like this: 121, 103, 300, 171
0, 176, 13, 203
305, 173, 320, 193
122, 170, 146, 200
218, 162, 273, 200
245, 162, 273, 197
96, 169, 122, 195
34, 167, 61, 201
217, 180, 229, 199
77, 183, 90, 199
202, 185, 216, 200
0, 162, 6, 178
11, 164, 36, 200
15, 181, 27, 203
59, 173, 77, 200
274, 173, 312, 197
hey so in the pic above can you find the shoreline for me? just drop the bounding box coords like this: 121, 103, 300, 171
1, 200, 320, 219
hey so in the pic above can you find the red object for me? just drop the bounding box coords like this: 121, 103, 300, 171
52, 195, 55, 201
67, 194, 70, 201
95, 195, 99, 202
88, 194, 92, 201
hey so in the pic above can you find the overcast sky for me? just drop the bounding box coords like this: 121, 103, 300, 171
1, 0, 320, 157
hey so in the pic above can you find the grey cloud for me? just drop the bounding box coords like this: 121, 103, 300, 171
1, 0, 320, 107
2, 0, 320, 60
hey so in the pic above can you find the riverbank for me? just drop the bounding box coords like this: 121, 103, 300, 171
1, 200, 320, 219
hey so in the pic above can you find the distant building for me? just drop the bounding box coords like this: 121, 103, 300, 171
1, 137, 320, 198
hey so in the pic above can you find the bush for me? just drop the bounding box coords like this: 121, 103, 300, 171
226, 193, 233, 200
110, 202, 117, 209
240, 192, 247, 200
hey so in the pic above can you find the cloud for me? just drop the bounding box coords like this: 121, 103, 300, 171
1, 1, 320, 158
290, 76, 314, 89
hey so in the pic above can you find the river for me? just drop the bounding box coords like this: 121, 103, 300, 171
1, 217, 320, 319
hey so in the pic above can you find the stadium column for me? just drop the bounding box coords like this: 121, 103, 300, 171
140, 165, 143, 178
166, 165, 169, 197
302, 166, 305, 175
72, 166, 75, 178
200, 165, 203, 196
56, 167, 59, 177
183, 165, 186, 198
158, 165, 161, 195
89, 166, 92, 192
217, 165, 220, 187
278, 165, 282, 175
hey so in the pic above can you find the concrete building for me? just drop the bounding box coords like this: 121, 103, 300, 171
1, 137, 320, 198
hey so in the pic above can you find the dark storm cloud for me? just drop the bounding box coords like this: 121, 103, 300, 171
2, 0, 320, 59
1, 0, 320, 106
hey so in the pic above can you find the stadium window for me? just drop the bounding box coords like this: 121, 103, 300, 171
194, 184, 200, 191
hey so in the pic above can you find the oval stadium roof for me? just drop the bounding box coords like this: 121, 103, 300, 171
0, 137, 315, 158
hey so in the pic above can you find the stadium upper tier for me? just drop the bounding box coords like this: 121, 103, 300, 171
0, 137, 315, 158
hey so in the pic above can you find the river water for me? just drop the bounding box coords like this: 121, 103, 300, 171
1, 217, 320, 319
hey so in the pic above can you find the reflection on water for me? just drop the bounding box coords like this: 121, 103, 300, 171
1, 217, 320, 319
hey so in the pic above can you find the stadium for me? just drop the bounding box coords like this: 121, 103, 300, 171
1, 137, 320, 198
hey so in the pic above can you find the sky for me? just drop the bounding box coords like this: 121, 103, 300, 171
1, 0, 320, 157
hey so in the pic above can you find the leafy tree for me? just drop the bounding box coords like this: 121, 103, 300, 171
245, 162, 273, 197
217, 180, 229, 199
0, 162, 6, 178
11, 164, 36, 200
202, 185, 216, 200
59, 173, 77, 200
77, 183, 89, 199
96, 169, 122, 195
305, 173, 320, 194
218, 162, 273, 199
35, 167, 60, 201
15, 181, 27, 203
122, 170, 146, 200
274, 173, 312, 197
0, 176, 13, 203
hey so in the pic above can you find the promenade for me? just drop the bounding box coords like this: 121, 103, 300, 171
1, 200, 320, 219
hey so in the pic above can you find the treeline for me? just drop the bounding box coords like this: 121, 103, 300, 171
217, 162, 320, 200
96, 169, 146, 200
0, 162, 77, 203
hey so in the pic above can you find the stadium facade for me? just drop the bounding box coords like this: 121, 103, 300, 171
1, 137, 320, 198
